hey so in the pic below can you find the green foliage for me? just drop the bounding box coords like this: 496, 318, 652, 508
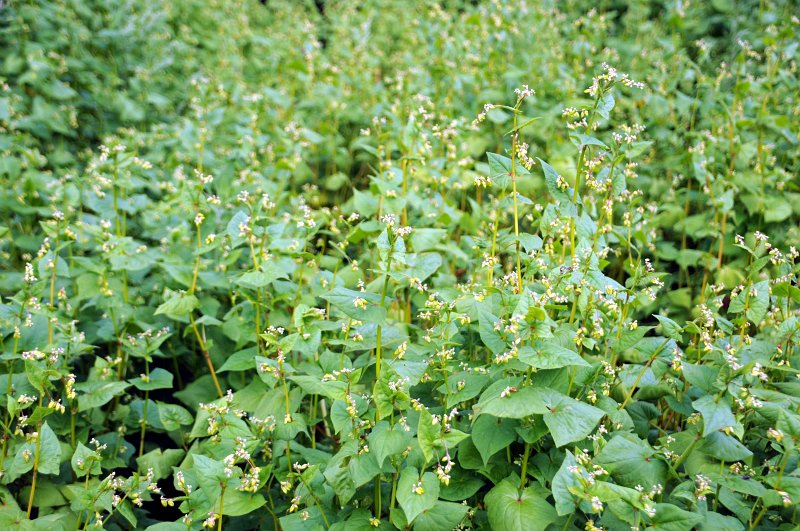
0, 0, 799, 529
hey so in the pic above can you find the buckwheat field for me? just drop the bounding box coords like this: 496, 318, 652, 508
1, 1, 799, 529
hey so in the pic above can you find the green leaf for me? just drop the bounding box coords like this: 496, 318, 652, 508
697, 432, 752, 462
136, 448, 185, 481
412, 501, 468, 531
518, 341, 590, 370
552, 451, 580, 516
746, 281, 770, 324
130, 368, 174, 391
682, 363, 720, 393
477, 304, 506, 355
76, 381, 131, 412
409, 229, 446, 252
289, 375, 348, 401
235, 261, 290, 289
692, 395, 736, 437
397, 467, 439, 524
218, 347, 259, 372
320, 287, 386, 324
191, 454, 227, 497
728, 280, 769, 324
118, 500, 138, 528
569, 133, 608, 149
226, 210, 250, 246
417, 409, 440, 463
537, 158, 572, 204
471, 415, 518, 466
369, 421, 412, 468
542, 392, 605, 447
439, 471, 484, 502
158, 403, 193, 431
763, 196, 792, 222
487, 152, 530, 190
221, 489, 267, 516
71, 442, 101, 478
154, 292, 198, 319
646, 503, 703, 531
417, 410, 469, 465
475, 382, 547, 419
37, 422, 62, 475
699, 512, 745, 531
596, 433, 666, 490
654, 314, 682, 340
485, 479, 557, 531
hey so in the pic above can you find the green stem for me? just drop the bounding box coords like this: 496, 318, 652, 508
673, 434, 701, 470
217, 485, 225, 531
510, 112, 522, 294
519, 443, 531, 489
375, 242, 394, 381
26, 397, 45, 518
189, 314, 223, 397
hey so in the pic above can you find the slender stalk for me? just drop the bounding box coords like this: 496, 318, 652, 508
139, 359, 150, 458
375, 240, 394, 381
673, 434, 700, 470
519, 443, 531, 489
620, 338, 671, 408
26, 396, 45, 518
510, 111, 522, 294
189, 314, 223, 397
217, 485, 226, 531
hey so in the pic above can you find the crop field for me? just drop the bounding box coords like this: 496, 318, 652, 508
1, 0, 799, 529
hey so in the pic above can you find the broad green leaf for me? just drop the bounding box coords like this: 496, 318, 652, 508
221, 489, 267, 516
235, 261, 289, 289
320, 287, 386, 324
412, 500, 468, 531
485, 479, 557, 531
654, 314, 682, 340
471, 415, 518, 466
645, 503, 703, 530
537, 158, 572, 204
37, 423, 62, 475
369, 421, 412, 468
596, 433, 666, 490
397, 467, 439, 524
682, 363, 720, 393
476, 384, 548, 419
130, 368, 173, 391
71, 442, 101, 478
417, 409, 469, 464
76, 381, 131, 412
289, 375, 348, 401
191, 454, 227, 497
154, 292, 198, 319
542, 393, 605, 447
552, 451, 580, 516
439, 471, 484, 502
692, 395, 736, 437
699, 512, 745, 531
409, 229, 446, 252
136, 448, 185, 481
697, 432, 752, 462
569, 133, 608, 149
518, 342, 590, 370
158, 403, 193, 431
487, 152, 529, 190
746, 281, 770, 324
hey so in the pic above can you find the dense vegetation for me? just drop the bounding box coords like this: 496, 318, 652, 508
1, 0, 799, 529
